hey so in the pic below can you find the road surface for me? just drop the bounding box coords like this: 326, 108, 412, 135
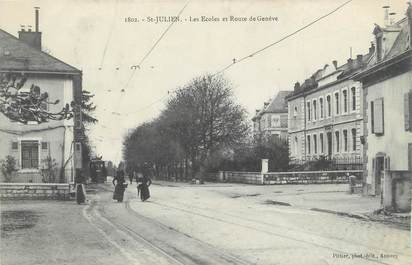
1, 182, 411, 265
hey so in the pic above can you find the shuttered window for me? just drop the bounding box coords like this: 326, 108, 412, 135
351, 129, 356, 151
343, 130, 348, 152
11, 142, 18, 150
335, 131, 340, 153
320, 133, 324, 153
405, 91, 412, 131
21, 141, 39, 169
313, 134, 317, 154
373, 98, 384, 135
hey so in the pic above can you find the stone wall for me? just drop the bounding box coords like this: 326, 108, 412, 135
0, 183, 71, 200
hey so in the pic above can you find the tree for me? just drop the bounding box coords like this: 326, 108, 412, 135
0, 73, 73, 123
123, 74, 249, 180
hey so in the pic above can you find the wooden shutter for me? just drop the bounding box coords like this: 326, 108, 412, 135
372, 158, 376, 177
405, 92, 412, 131
373, 98, 384, 135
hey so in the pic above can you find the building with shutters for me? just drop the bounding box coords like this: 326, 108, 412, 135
252, 91, 291, 142
286, 46, 374, 163
354, 4, 412, 212
0, 9, 82, 183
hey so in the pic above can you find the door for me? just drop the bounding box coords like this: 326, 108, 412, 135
327, 132, 332, 157
374, 156, 385, 195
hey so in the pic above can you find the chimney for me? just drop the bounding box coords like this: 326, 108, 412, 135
18, 7, 42, 50
383, 5, 390, 26
255, 109, 260, 115
347, 58, 353, 70
356, 54, 363, 64
369, 42, 375, 54
294, 82, 300, 92
389, 12, 396, 25
35, 7, 40, 32
332, 60, 338, 68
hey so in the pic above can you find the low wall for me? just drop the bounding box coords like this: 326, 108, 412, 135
215, 170, 363, 188
220, 171, 263, 185
0, 183, 71, 200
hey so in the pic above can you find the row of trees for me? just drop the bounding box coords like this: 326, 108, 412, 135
123, 74, 289, 181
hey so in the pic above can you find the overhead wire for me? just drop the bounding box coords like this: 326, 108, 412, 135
111, 0, 354, 116
98, 0, 119, 69
122, 0, 191, 91
213, 0, 354, 76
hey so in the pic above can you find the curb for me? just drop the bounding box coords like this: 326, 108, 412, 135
309, 207, 369, 220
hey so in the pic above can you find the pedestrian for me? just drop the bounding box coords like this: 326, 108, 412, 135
139, 163, 152, 201
74, 169, 86, 204
128, 171, 133, 185
112, 167, 127, 202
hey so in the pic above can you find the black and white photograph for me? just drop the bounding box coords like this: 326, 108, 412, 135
0, 0, 411, 264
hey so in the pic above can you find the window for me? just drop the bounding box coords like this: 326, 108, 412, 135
320, 133, 324, 153
307, 102, 311, 121
377, 35, 382, 61
294, 136, 298, 155
313, 134, 317, 154
41, 142, 48, 150
21, 141, 39, 169
370, 101, 374, 134
351, 128, 356, 151
12, 142, 18, 150
313, 100, 317, 120
335, 131, 340, 153
371, 98, 384, 135
404, 91, 412, 131
294, 106, 298, 117
351, 87, 356, 111
343, 90, 348, 113
326, 95, 331, 117
335, 92, 340, 115
343, 130, 348, 152
307, 135, 311, 154
320, 98, 324, 118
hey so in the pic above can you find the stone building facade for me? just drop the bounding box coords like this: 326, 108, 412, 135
287, 46, 374, 162
355, 6, 412, 212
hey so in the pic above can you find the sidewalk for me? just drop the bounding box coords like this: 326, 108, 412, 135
153, 180, 410, 229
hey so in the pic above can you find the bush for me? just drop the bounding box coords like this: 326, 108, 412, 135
0, 156, 18, 182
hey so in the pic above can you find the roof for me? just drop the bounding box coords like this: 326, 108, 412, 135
383, 19, 409, 60
356, 9, 411, 79
0, 29, 80, 73
262, 91, 292, 114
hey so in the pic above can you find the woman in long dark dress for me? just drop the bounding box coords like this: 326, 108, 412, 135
139, 175, 152, 201
112, 169, 127, 202
139, 164, 152, 201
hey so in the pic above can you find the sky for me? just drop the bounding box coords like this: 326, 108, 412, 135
0, 0, 408, 163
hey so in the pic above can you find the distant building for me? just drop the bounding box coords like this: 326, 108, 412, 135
355, 5, 412, 212
0, 9, 82, 183
287, 46, 375, 162
252, 91, 291, 142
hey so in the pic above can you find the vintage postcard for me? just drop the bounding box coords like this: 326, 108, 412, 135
0, 0, 411, 264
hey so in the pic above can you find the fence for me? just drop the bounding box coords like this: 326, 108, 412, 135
289, 157, 363, 171
263, 170, 362, 185
210, 170, 363, 187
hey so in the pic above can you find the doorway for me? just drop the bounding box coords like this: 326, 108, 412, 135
374, 156, 385, 195
327, 132, 332, 157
